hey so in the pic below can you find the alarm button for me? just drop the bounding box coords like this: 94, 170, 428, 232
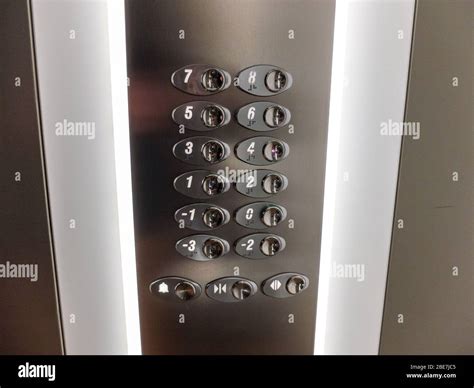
206, 277, 258, 302
171, 64, 231, 95
150, 277, 202, 302
236, 65, 293, 96
262, 273, 309, 298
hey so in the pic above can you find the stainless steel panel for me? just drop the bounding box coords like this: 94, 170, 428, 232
0, 0, 63, 354
380, 0, 474, 354
126, 0, 335, 354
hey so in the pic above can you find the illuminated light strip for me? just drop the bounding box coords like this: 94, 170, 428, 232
315, 0, 348, 355
107, 0, 142, 355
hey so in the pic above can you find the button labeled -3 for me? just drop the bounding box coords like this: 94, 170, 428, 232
176, 235, 230, 261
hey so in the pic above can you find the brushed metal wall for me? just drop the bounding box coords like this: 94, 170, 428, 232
0, 0, 63, 354
380, 0, 474, 354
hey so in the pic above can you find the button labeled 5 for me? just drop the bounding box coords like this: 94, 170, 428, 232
172, 101, 231, 131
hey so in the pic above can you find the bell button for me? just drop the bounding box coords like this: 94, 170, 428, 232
175, 281, 197, 301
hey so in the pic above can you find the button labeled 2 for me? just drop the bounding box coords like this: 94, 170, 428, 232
172, 101, 231, 131
236, 65, 293, 96
171, 64, 231, 95
176, 235, 230, 261
174, 170, 230, 198
235, 169, 288, 197
236, 102, 291, 131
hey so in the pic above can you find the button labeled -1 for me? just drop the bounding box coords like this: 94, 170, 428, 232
172, 102, 231, 131
174, 170, 230, 199
175, 203, 230, 231
206, 277, 258, 302
236, 102, 291, 131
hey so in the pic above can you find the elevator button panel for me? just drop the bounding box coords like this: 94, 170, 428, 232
262, 273, 309, 298
235, 202, 287, 229
172, 101, 231, 131
176, 235, 230, 261
236, 65, 293, 96
175, 203, 230, 231
235, 234, 286, 259
236, 102, 291, 131
174, 170, 230, 198
235, 137, 289, 165
171, 64, 232, 95
150, 277, 202, 301
173, 137, 230, 166
235, 170, 288, 198
206, 277, 258, 302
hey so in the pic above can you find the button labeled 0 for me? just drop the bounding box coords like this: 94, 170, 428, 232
234, 202, 287, 229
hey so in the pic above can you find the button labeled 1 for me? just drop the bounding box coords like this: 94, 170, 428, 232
174, 170, 230, 199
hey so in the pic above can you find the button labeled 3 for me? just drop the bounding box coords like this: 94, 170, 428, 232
172, 101, 231, 131
171, 64, 231, 95
174, 170, 230, 198
150, 277, 202, 302
234, 202, 287, 229
236, 102, 291, 131
176, 235, 230, 261
236, 65, 293, 96
206, 277, 258, 302
235, 233, 286, 259
262, 273, 309, 298
173, 137, 230, 166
